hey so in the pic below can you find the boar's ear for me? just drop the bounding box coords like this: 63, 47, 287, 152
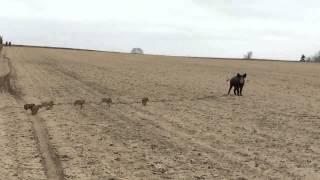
237, 73, 241, 77
243, 73, 247, 78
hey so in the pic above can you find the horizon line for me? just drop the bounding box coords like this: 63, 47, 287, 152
8, 43, 303, 63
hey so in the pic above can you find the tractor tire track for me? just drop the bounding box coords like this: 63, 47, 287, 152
3, 53, 65, 180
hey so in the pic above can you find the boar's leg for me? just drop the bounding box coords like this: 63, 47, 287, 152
228, 84, 233, 95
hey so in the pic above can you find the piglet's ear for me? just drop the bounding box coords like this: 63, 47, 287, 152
243, 73, 247, 78
237, 73, 241, 77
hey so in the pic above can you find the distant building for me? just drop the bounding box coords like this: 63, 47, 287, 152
131, 48, 144, 54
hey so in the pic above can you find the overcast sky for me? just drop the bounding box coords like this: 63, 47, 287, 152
0, 0, 319, 60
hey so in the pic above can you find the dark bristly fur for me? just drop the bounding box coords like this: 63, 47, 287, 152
228, 73, 247, 96
24, 103, 35, 110
101, 98, 112, 106
142, 97, 149, 106
24, 103, 41, 115
31, 105, 41, 115
74, 100, 85, 109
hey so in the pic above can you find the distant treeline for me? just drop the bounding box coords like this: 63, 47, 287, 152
307, 51, 320, 62
0, 35, 2, 51
0, 35, 12, 48
0, 36, 319, 63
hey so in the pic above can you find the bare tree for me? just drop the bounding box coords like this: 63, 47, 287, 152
300, 54, 306, 62
314, 51, 320, 62
309, 50, 320, 62
306, 57, 312, 62
243, 51, 253, 60
0, 36, 2, 51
